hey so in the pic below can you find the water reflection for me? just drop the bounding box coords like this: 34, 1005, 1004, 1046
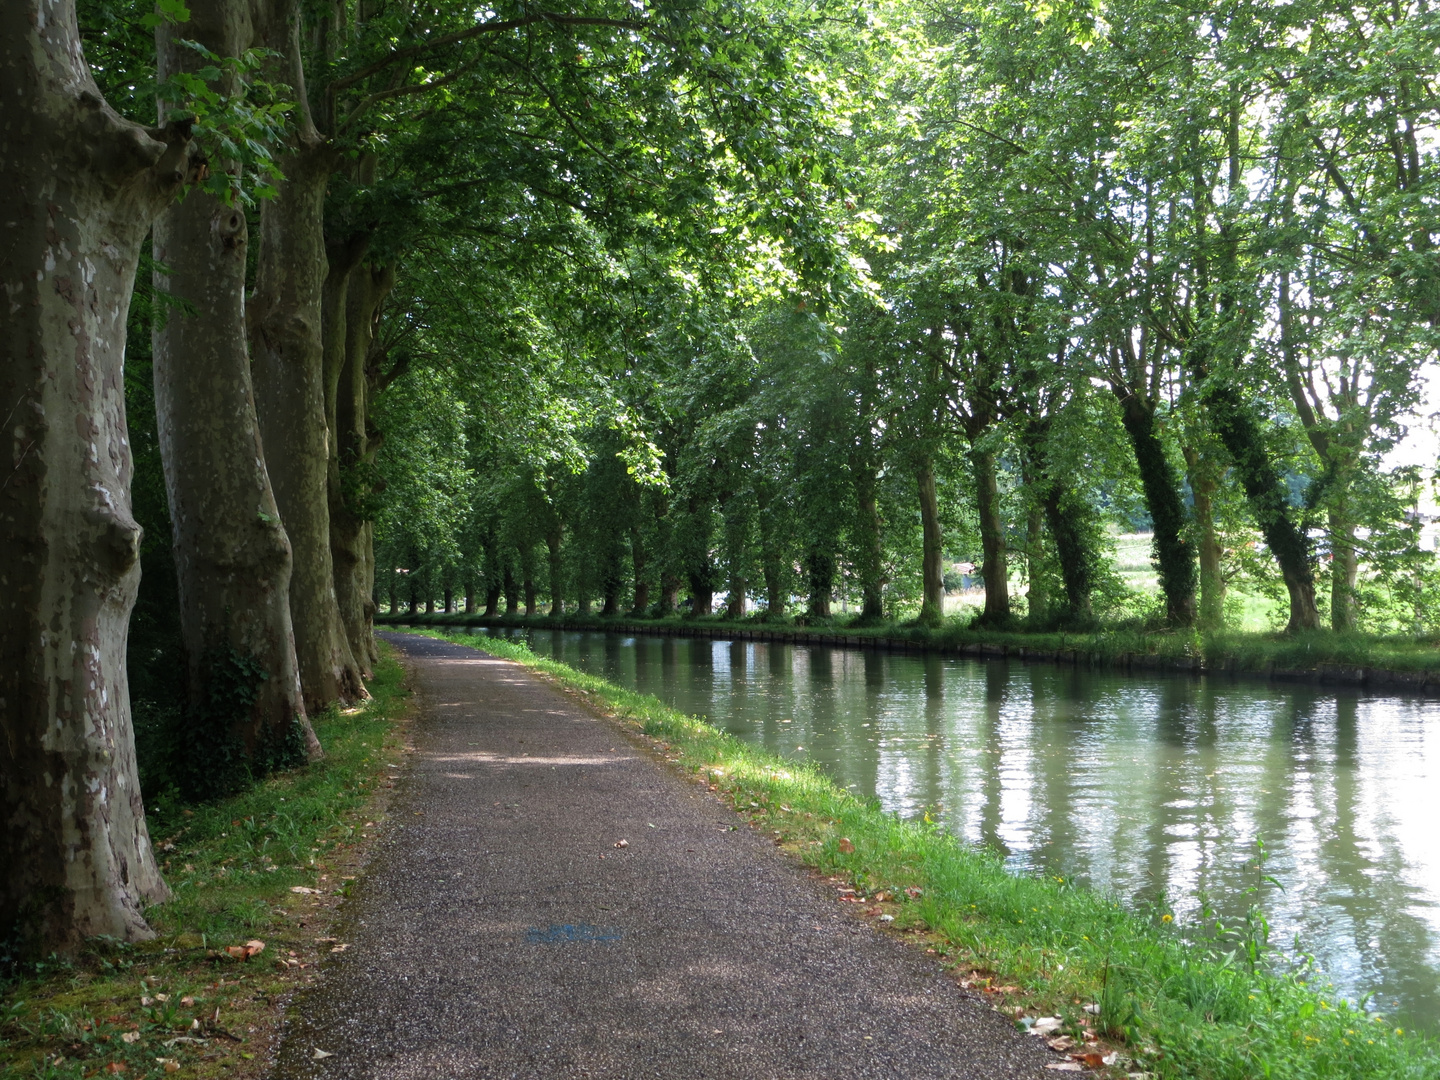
474, 626, 1440, 1029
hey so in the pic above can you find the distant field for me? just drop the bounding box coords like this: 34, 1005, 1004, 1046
942, 533, 1283, 631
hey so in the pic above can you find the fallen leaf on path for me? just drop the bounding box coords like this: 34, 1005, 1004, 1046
105, 1064, 127, 1074
312, 1048, 333, 1060
1045, 1064, 1084, 1072
838, 838, 855, 854
120, 1032, 141, 1044
290, 886, 320, 895
1031, 1017, 1063, 1036
1070, 1051, 1106, 1068
614, 840, 629, 848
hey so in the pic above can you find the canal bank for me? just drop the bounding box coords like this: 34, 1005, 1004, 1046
378, 612, 1440, 695
405, 627, 1440, 1080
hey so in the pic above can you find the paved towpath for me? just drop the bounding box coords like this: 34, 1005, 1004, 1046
273, 632, 1060, 1079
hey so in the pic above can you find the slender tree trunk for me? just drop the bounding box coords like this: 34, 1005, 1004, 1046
1023, 494, 1048, 627
1042, 483, 1096, 627
320, 240, 372, 675
250, 143, 365, 705
520, 546, 537, 615
0, 0, 197, 950
630, 530, 649, 614
1117, 394, 1196, 625
442, 587, 453, 614
1184, 447, 1226, 629
971, 448, 1011, 626
341, 264, 389, 670
387, 568, 397, 616
916, 459, 945, 626
546, 527, 564, 615
853, 463, 885, 620
505, 564, 521, 616
1330, 505, 1358, 632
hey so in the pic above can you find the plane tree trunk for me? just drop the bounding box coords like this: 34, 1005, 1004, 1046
916, 458, 945, 627
152, 0, 319, 773
0, 0, 196, 951
250, 141, 366, 706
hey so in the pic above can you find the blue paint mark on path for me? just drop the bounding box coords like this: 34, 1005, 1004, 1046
526, 923, 623, 945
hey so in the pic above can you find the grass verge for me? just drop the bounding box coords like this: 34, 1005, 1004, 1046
0, 643, 415, 1080
419, 627, 1439, 1080
380, 610, 1440, 682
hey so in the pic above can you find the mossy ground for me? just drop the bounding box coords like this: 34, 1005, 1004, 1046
0, 644, 414, 1080
419, 627, 1440, 1080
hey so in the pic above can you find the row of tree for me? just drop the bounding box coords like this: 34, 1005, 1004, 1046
1, 0, 833, 952
1, 0, 1435, 957
376, 0, 1440, 642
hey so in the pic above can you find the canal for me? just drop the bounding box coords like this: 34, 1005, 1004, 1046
469, 626, 1440, 1030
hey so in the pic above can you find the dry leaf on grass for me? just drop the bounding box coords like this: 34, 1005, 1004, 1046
224, 939, 265, 960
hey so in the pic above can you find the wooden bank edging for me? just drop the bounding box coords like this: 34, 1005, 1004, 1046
376, 615, 1440, 697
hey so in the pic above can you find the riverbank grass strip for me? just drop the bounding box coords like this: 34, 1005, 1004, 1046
425, 628, 1439, 1080
0, 645, 413, 1080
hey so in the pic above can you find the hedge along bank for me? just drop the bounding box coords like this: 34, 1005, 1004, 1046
378, 611, 1440, 696
410, 627, 1440, 1080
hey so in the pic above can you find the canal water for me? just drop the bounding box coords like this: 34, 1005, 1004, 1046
469, 626, 1440, 1030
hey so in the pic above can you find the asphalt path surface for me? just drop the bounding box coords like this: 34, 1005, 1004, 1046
272, 631, 1062, 1079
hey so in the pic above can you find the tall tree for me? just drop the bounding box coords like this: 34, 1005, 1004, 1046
0, 0, 195, 949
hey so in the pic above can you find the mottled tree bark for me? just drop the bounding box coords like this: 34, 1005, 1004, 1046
1022, 472, 1049, 627
1184, 447, 1226, 629
916, 459, 945, 626
1330, 507, 1359, 632
152, 0, 319, 764
1116, 393, 1196, 626
330, 257, 391, 672
248, 10, 365, 707
971, 448, 1011, 626
0, 0, 195, 950
1204, 381, 1320, 632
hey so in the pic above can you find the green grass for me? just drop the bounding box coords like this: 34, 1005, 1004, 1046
418, 626, 1440, 1080
379, 608, 1440, 680
0, 644, 414, 1080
